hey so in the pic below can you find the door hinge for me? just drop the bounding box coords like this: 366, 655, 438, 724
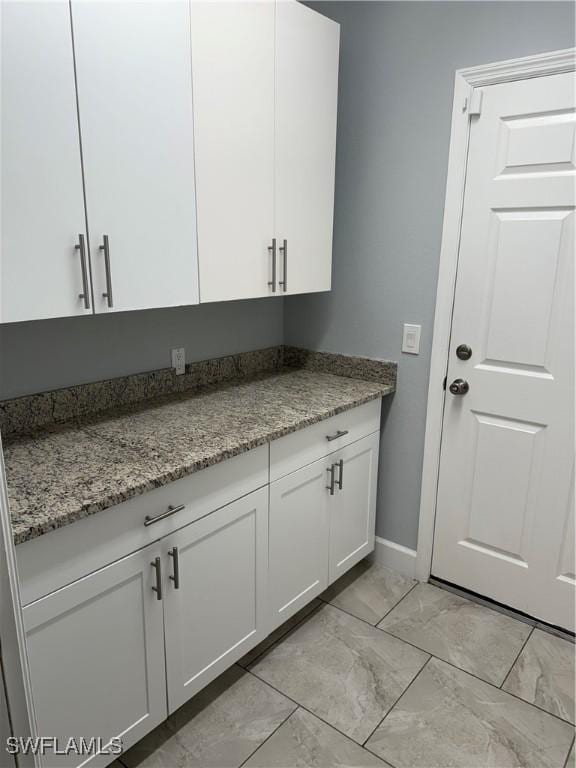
443, 376, 447, 391
464, 89, 483, 118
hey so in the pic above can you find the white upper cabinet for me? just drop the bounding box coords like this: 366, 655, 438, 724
275, 0, 340, 295
1, 1, 91, 323
1, 0, 338, 321
71, 0, 199, 313
193, 0, 340, 302
191, 0, 275, 303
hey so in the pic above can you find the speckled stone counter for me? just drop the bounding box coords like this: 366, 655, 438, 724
4, 364, 395, 545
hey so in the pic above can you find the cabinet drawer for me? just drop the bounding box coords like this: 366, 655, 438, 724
17, 445, 268, 606
270, 399, 381, 481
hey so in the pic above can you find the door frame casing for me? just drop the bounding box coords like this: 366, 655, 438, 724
416, 47, 576, 582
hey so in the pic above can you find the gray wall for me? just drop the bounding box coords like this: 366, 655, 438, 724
285, 1, 575, 549
0, 299, 283, 398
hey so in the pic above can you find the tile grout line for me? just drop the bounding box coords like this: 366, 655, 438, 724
499, 624, 535, 691
240, 703, 396, 768
374, 580, 420, 624
244, 666, 377, 748
236, 704, 298, 768
563, 734, 575, 768
361, 654, 433, 750
318, 574, 419, 627
319, 584, 419, 632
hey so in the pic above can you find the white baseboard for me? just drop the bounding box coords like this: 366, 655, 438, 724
372, 537, 418, 579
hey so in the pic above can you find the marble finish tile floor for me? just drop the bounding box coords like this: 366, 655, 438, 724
378, 582, 532, 685
365, 658, 573, 768
249, 602, 429, 744
118, 563, 575, 768
243, 709, 390, 767
119, 666, 296, 768
320, 560, 416, 625
503, 628, 575, 724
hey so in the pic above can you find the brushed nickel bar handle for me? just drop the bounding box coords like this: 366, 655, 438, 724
278, 239, 287, 292
75, 234, 91, 309
151, 557, 162, 600
336, 459, 344, 490
168, 547, 180, 590
326, 429, 349, 442
326, 464, 336, 496
268, 238, 277, 292
144, 504, 185, 527
99, 235, 114, 308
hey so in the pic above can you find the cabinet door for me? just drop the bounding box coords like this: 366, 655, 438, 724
164, 488, 268, 713
192, 0, 275, 302
23, 546, 167, 768
70, 0, 199, 314
1, 1, 91, 323
269, 458, 330, 631
275, 0, 340, 295
329, 433, 379, 584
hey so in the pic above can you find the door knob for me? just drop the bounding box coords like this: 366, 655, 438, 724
449, 378, 469, 395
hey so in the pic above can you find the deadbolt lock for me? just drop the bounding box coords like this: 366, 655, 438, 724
456, 344, 472, 360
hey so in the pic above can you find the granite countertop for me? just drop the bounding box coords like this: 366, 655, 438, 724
4, 368, 394, 545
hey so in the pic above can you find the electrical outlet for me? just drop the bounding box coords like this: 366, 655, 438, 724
402, 324, 421, 355
171, 347, 186, 375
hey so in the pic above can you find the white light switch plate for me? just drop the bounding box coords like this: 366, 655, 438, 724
171, 347, 186, 375
402, 324, 421, 355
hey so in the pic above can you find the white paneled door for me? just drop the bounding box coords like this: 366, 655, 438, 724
1, 1, 91, 323
71, 0, 199, 313
432, 72, 575, 630
275, 0, 340, 295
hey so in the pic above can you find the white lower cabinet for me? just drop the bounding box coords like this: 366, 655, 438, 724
20, 403, 381, 766
163, 488, 268, 713
269, 460, 331, 628
23, 544, 167, 768
328, 432, 379, 583
268, 431, 380, 633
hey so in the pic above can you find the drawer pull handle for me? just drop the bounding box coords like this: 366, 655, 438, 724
326, 464, 336, 495
336, 459, 344, 490
169, 546, 180, 590
144, 504, 185, 527
151, 557, 162, 601
326, 429, 349, 442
